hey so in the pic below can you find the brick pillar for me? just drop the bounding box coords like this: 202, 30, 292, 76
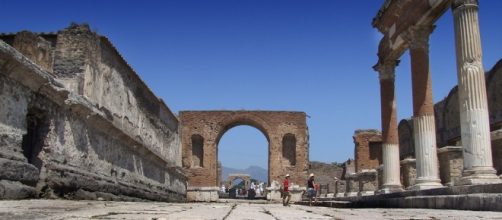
374, 61, 403, 193
404, 26, 442, 190
452, 0, 500, 185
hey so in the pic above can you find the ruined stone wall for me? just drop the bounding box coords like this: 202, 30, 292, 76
353, 130, 382, 172
398, 119, 414, 160
51, 25, 180, 166
487, 60, 502, 129
341, 159, 355, 179
307, 161, 343, 193
0, 25, 186, 201
180, 111, 309, 188
440, 87, 461, 146
487, 60, 502, 174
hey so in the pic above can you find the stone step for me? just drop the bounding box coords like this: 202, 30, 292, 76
297, 193, 502, 211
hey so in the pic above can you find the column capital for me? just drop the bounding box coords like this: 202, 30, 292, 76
452, 0, 478, 10
374, 60, 399, 81
403, 25, 435, 50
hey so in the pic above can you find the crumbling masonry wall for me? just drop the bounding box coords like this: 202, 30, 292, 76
0, 24, 186, 201
307, 161, 343, 194
353, 130, 382, 172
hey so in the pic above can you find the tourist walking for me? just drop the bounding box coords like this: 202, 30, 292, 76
307, 173, 316, 206
282, 174, 291, 206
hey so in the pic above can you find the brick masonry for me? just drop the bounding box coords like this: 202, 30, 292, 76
353, 130, 382, 172
179, 111, 309, 189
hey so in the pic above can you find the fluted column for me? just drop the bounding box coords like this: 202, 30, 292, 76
452, 0, 500, 185
404, 26, 442, 190
375, 60, 403, 193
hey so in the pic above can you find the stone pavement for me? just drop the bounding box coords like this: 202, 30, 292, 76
1, 199, 502, 219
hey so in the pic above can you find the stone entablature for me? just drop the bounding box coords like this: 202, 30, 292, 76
0, 24, 186, 201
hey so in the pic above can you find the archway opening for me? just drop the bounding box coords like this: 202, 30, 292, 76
191, 134, 204, 168
282, 133, 297, 166
21, 108, 48, 172
217, 125, 268, 195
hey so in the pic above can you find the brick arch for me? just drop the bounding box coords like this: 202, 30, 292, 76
227, 174, 251, 189
214, 114, 272, 145
180, 111, 309, 191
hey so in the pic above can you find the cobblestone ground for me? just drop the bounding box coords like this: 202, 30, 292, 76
1, 199, 502, 220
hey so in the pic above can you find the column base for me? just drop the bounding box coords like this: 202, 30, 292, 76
186, 187, 219, 202
407, 179, 443, 190
456, 167, 502, 185
376, 184, 403, 194
344, 192, 358, 197
358, 191, 375, 197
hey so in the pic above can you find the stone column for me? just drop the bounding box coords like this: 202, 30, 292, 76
375, 61, 403, 193
404, 26, 442, 190
452, 0, 501, 185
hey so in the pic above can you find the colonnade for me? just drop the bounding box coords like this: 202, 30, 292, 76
375, 0, 500, 192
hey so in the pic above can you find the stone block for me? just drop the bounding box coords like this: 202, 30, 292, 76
345, 174, 358, 197
0, 180, 37, 199
491, 129, 502, 175
187, 187, 219, 202
400, 158, 416, 188
266, 189, 282, 201
356, 169, 378, 196
438, 146, 463, 186
335, 180, 346, 196
0, 158, 39, 184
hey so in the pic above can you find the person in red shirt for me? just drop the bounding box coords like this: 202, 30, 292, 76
282, 174, 291, 206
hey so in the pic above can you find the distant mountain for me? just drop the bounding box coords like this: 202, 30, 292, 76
221, 165, 268, 184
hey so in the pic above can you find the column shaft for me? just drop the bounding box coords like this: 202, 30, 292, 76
376, 61, 403, 193
452, 0, 500, 184
405, 26, 442, 190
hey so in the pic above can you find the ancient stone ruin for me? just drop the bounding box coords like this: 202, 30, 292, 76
179, 111, 309, 201
2, 0, 502, 212
0, 25, 313, 202
320, 0, 502, 211
0, 24, 186, 201
371, 0, 501, 192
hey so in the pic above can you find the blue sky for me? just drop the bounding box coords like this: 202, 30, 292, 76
2, 0, 501, 170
